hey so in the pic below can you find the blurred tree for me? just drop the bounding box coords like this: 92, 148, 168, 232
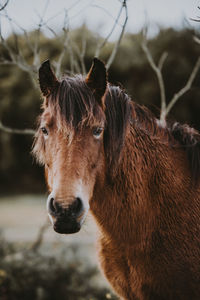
0, 22, 200, 193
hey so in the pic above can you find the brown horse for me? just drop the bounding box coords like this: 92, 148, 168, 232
33, 58, 200, 300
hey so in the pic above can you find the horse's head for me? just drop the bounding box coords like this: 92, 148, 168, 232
33, 58, 107, 234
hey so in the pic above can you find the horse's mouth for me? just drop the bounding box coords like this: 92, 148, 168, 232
53, 219, 81, 234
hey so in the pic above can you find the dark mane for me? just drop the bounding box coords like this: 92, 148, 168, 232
104, 85, 133, 169
170, 122, 200, 181
49, 75, 200, 182
104, 86, 200, 181
129, 100, 200, 182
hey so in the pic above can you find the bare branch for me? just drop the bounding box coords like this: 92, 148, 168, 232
166, 57, 200, 116
0, 12, 38, 85
31, 0, 50, 70
91, 4, 121, 24
80, 32, 87, 74
54, 11, 69, 77
0, 0, 9, 11
70, 29, 87, 75
194, 35, 200, 45
0, 12, 35, 53
106, 0, 128, 70
141, 35, 167, 124
190, 17, 200, 22
30, 218, 49, 252
69, 0, 94, 22
0, 121, 35, 135
158, 52, 168, 71
142, 31, 200, 126
95, 1, 126, 58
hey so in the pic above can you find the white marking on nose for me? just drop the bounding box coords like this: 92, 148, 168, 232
48, 213, 54, 225
47, 192, 55, 212
75, 180, 90, 225
46, 192, 55, 224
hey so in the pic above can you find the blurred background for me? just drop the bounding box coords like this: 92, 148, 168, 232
0, 0, 200, 299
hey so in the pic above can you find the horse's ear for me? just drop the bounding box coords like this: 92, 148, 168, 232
39, 60, 59, 97
86, 58, 107, 105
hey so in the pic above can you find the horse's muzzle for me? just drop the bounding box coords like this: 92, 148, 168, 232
47, 195, 83, 234
53, 218, 81, 234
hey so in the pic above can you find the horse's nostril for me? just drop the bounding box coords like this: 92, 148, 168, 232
71, 197, 83, 215
49, 197, 56, 213
48, 197, 62, 215
48, 195, 83, 217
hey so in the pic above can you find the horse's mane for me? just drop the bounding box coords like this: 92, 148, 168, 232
103, 85, 132, 169
128, 99, 200, 181
129, 99, 200, 182
170, 122, 200, 180
49, 75, 200, 182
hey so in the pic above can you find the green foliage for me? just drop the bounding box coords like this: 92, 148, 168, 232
0, 26, 200, 193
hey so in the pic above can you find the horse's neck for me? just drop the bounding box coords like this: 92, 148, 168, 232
92, 124, 195, 247
92, 126, 158, 245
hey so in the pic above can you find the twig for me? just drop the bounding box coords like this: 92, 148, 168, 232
54, 10, 69, 77
141, 33, 167, 124
194, 35, 200, 45
0, 12, 35, 53
91, 4, 121, 23
0, 0, 9, 11
0, 121, 35, 135
95, 0, 126, 57
165, 57, 200, 116
30, 218, 50, 252
142, 30, 200, 125
70, 28, 87, 75
0, 12, 38, 86
106, 0, 128, 70
32, 0, 50, 69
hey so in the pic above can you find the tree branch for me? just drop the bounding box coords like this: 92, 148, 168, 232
30, 218, 49, 252
53, 10, 69, 77
0, 0, 9, 11
106, 0, 128, 70
0, 12, 38, 85
0, 121, 35, 135
194, 35, 200, 45
165, 57, 200, 116
142, 31, 200, 126
141, 34, 167, 125
95, 0, 126, 58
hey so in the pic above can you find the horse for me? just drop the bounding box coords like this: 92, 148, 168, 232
33, 58, 200, 300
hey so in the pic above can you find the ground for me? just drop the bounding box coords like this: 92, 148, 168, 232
0, 194, 114, 299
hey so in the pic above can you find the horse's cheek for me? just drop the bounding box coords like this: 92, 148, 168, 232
90, 141, 104, 171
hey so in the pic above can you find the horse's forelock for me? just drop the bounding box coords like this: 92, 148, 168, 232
47, 75, 105, 131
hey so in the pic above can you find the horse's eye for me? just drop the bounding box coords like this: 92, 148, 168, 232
93, 127, 103, 138
41, 127, 48, 136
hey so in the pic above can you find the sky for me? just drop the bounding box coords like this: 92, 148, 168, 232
0, 0, 200, 39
